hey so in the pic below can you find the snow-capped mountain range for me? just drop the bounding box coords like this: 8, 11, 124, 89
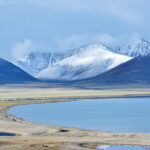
14, 37, 150, 81
115, 38, 150, 57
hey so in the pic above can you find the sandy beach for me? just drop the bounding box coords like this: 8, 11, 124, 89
1, 85, 150, 149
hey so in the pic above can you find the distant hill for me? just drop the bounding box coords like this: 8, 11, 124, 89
79, 55, 150, 85
0, 58, 38, 84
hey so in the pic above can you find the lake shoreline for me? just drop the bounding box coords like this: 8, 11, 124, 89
8, 97, 150, 133
2, 88, 150, 149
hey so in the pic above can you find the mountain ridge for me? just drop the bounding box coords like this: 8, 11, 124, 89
115, 38, 150, 57
15, 44, 131, 81
14, 37, 150, 82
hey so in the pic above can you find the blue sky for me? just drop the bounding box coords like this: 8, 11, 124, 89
0, 0, 150, 61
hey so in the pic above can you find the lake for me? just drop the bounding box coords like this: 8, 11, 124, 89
0, 132, 16, 136
97, 145, 150, 150
7, 98, 150, 133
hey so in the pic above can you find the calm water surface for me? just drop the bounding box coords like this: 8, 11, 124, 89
0, 132, 16, 136
97, 145, 150, 150
7, 98, 150, 133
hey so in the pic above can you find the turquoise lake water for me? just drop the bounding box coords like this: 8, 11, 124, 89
7, 98, 150, 133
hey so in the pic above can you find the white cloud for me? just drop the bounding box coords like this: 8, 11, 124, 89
12, 39, 56, 60
12, 40, 36, 60
11, 33, 142, 60
53, 33, 118, 51
12, 34, 117, 59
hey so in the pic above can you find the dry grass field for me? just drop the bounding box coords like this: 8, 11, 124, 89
0, 83, 150, 100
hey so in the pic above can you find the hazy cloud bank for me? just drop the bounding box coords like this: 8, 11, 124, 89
12, 33, 140, 60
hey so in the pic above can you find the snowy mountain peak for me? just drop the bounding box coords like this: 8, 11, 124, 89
14, 44, 131, 81
36, 44, 131, 80
116, 38, 150, 57
14, 37, 150, 81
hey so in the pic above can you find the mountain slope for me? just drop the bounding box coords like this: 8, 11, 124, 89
15, 44, 131, 81
36, 44, 131, 80
80, 55, 150, 84
0, 58, 38, 84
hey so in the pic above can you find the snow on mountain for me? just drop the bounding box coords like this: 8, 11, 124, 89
115, 37, 150, 57
14, 36, 150, 81
34, 44, 131, 80
15, 44, 131, 81
15, 52, 52, 76
15, 46, 91, 76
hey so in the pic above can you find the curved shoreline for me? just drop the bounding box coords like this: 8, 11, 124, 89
7, 97, 150, 134
1, 91, 150, 149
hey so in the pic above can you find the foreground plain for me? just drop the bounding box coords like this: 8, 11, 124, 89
1, 84, 150, 150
